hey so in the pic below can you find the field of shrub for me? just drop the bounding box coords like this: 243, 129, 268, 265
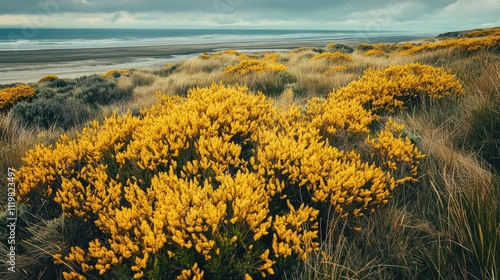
0, 27, 499, 279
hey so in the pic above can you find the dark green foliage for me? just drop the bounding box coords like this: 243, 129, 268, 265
10, 74, 133, 130
252, 72, 297, 97
74, 75, 133, 106
48, 78, 71, 89
12, 96, 95, 130
326, 43, 354, 54
153, 63, 179, 77
463, 106, 500, 170
132, 73, 155, 87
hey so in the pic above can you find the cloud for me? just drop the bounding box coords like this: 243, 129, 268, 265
109, 11, 122, 23
79, 16, 103, 24
0, 15, 31, 26
0, 0, 498, 31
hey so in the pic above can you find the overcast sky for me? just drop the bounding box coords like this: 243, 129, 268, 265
0, 0, 499, 32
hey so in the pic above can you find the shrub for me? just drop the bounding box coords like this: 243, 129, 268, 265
324, 66, 348, 75
0, 84, 36, 110
47, 78, 70, 89
356, 43, 375, 51
262, 53, 279, 63
153, 63, 179, 77
38, 74, 59, 83
363, 49, 389, 57
100, 69, 131, 78
311, 52, 353, 63
224, 59, 291, 96
12, 96, 94, 130
199, 53, 211, 59
74, 75, 133, 106
325, 43, 354, 54
224, 59, 288, 78
132, 73, 156, 87
17, 82, 425, 279
332, 63, 465, 114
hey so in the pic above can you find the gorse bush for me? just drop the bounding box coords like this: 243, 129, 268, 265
38, 74, 59, 83
363, 49, 389, 57
100, 69, 131, 78
333, 63, 465, 114
311, 52, 353, 63
323, 66, 348, 75
224, 59, 288, 78
224, 59, 292, 97
16, 76, 428, 279
325, 43, 354, 54
0, 84, 36, 110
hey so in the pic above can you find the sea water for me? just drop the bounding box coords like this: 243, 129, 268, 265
0, 28, 428, 51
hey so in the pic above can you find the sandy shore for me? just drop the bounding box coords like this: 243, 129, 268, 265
0, 36, 424, 85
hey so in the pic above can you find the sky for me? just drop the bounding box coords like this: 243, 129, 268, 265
0, 0, 499, 32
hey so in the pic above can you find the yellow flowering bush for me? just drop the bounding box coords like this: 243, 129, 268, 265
363, 49, 389, 57
100, 69, 131, 77
367, 118, 425, 185
390, 28, 500, 56
262, 53, 279, 63
324, 65, 348, 75
17, 77, 429, 278
325, 43, 337, 49
199, 53, 211, 59
332, 63, 464, 114
223, 59, 288, 78
38, 74, 59, 82
311, 51, 353, 63
0, 84, 36, 110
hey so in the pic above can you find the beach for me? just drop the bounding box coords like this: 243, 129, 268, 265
0, 32, 427, 85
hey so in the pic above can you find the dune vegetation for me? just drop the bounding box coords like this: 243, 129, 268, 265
1, 27, 499, 279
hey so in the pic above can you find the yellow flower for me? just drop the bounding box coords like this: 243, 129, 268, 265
0, 84, 36, 109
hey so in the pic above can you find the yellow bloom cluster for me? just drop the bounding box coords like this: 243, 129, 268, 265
311, 51, 353, 63
359, 27, 500, 56
38, 74, 59, 82
332, 63, 464, 114
199, 53, 211, 59
325, 43, 337, 49
100, 69, 131, 77
366, 118, 426, 185
0, 84, 36, 110
262, 53, 279, 63
223, 59, 288, 78
324, 65, 348, 75
201, 49, 248, 60
464, 27, 500, 38
177, 263, 204, 280
18, 79, 429, 278
363, 49, 389, 57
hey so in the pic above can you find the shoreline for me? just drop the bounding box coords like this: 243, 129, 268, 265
0, 36, 425, 85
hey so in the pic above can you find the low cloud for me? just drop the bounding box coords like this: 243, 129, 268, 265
0, 0, 498, 31
109, 12, 122, 23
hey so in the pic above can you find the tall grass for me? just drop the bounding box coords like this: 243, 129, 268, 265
292, 47, 499, 280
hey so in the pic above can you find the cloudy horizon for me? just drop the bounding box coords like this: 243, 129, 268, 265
0, 0, 499, 33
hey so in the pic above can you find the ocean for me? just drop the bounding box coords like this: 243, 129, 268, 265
0, 28, 430, 51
